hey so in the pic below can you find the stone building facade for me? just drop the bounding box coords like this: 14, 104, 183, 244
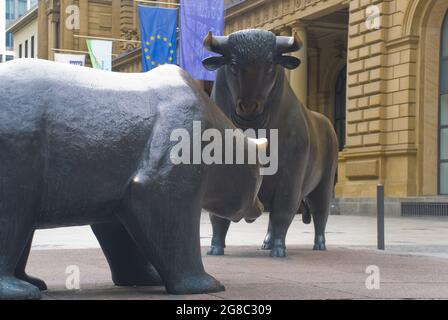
224, 0, 448, 216
36, 0, 448, 215
37, 0, 121, 64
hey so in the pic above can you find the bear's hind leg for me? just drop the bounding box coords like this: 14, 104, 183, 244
91, 222, 162, 287
15, 232, 48, 291
0, 215, 41, 300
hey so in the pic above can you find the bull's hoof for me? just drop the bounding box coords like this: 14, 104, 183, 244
0, 276, 41, 300
313, 235, 327, 251
16, 273, 47, 291
207, 246, 224, 256
270, 246, 286, 258
166, 274, 225, 295
313, 242, 327, 251
112, 266, 163, 287
261, 241, 273, 250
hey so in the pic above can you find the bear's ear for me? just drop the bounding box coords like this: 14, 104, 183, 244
275, 55, 301, 70
202, 56, 228, 71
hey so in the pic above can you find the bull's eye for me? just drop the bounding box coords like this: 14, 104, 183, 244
229, 62, 238, 75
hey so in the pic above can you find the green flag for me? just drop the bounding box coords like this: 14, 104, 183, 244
86, 39, 113, 71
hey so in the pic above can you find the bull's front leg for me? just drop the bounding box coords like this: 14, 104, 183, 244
267, 183, 301, 257
268, 209, 296, 257
207, 213, 231, 256
261, 219, 273, 250
121, 173, 225, 294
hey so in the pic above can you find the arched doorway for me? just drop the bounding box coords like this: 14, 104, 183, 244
334, 65, 347, 151
439, 12, 448, 195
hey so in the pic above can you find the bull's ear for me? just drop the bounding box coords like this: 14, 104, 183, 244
275, 55, 301, 70
202, 56, 228, 71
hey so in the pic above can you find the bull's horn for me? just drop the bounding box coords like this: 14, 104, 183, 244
203, 31, 229, 55
248, 137, 268, 151
276, 32, 302, 54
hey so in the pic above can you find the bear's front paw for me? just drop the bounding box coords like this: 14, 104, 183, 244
16, 273, 47, 291
165, 273, 225, 295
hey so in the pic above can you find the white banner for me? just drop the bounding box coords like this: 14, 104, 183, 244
86, 40, 112, 71
54, 53, 86, 67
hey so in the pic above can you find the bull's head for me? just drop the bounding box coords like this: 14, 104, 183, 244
202, 29, 302, 124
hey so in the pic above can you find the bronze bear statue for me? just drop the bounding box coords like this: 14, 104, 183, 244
0, 59, 265, 299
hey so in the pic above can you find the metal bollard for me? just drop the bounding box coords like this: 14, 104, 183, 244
377, 184, 385, 250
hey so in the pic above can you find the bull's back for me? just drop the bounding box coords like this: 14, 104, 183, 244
308, 110, 338, 170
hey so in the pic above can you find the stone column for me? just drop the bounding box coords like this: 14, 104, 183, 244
278, 26, 292, 82
307, 47, 320, 113
60, 0, 75, 51
79, 0, 89, 51
289, 22, 308, 107
47, 1, 60, 61
37, 0, 49, 59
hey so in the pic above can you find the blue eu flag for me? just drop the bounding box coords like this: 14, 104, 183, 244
138, 5, 178, 72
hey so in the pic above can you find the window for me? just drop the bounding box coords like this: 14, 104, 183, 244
6, 32, 13, 50
0, 55, 3, 63
18, 0, 27, 18
440, 12, 448, 195
25, 40, 28, 58
31, 36, 34, 58
334, 65, 347, 151
5, 0, 15, 21
19, 44, 22, 58
6, 55, 13, 61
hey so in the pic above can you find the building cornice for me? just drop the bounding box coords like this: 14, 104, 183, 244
224, 0, 348, 34
6, 6, 38, 34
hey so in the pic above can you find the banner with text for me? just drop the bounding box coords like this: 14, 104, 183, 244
54, 53, 86, 67
179, 0, 224, 81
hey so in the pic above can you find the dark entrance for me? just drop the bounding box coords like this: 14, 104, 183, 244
334, 65, 347, 151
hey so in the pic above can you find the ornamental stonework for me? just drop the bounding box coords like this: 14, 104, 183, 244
226, 0, 334, 31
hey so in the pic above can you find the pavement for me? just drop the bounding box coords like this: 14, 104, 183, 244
25, 213, 448, 300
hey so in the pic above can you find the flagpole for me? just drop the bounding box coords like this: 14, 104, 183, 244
73, 35, 141, 44
51, 48, 118, 56
135, 0, 180, 7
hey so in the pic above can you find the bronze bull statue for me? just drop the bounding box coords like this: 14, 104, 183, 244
203, 29, 339, 257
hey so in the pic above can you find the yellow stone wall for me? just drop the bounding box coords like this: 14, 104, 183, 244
339, 0, 448, 198
38, 0, 121, 64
